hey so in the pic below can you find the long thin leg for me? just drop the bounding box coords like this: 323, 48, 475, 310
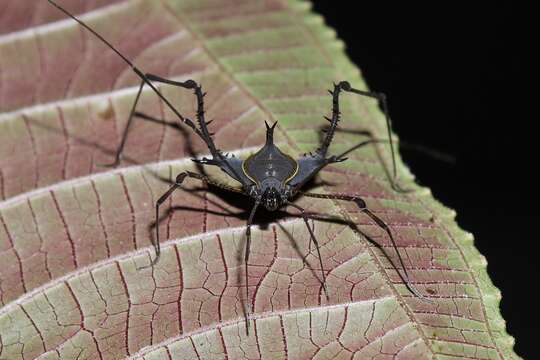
102, 75, 217, 166
299, 191, 433, 302
101, 80, 144, 167
334, 136, 456, 164
332, 137, 453, 193
317, 81, 398, 187
334, 138, 386, 160
338, 82, 398, 183
154, 171, 244, 264
133, 111, 182, 130
332, 135, 409, 192
47, 1, 221, 164
245, 201, 260, 314
286, 201, 329, 300
145, 74, 220, 158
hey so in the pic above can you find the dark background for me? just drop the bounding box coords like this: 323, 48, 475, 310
311, 2, 535, 358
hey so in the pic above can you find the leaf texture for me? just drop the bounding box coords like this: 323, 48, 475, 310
0, 0, 519, 359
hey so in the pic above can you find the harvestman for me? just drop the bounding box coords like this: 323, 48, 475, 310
48, 0, 430, 306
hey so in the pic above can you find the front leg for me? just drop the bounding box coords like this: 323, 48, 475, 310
101, 76, 205, 167
337, 82, 398, 183
289, 81, 399, 191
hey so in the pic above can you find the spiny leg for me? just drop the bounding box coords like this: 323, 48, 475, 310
155, 171, 243, 265
101, 83, 189, 167
102, 76, 215, 167
145, 75, 220, 158
47, 1, 221, 166
316, 82, 346, 159
318, 80, 401, 190
112, 76, 250, 183
286, 201, 329, 300
299, 191, 433, 302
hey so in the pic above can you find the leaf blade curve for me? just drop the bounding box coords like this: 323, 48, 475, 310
0, 0, 518, 359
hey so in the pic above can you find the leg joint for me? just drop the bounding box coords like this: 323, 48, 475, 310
352, 197, 367, 209
175, 172, 188, 184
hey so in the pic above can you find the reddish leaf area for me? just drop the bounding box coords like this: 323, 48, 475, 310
0, 0, 517, 359
0, 0, 125, 35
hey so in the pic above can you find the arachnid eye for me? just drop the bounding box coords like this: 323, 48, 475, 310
263, 188, 281, 211
265, 199, 276, 211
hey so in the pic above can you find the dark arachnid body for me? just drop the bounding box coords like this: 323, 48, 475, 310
48, 0, 429, 309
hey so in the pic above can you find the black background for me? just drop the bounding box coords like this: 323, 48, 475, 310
311, 2, 535, 358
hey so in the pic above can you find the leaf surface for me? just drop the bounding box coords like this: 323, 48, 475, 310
0, 0, 519, 359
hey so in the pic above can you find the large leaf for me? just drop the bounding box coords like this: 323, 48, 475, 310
0, 0, 518, 359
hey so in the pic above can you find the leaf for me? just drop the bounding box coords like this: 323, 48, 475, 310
0, 0, 519, 359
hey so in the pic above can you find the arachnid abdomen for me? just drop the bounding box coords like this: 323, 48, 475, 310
241, 122, 298, 188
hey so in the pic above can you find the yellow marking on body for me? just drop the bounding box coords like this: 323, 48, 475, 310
242, 152, 260, 186
283, 152, 299, 185
242, 147, 299, 187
